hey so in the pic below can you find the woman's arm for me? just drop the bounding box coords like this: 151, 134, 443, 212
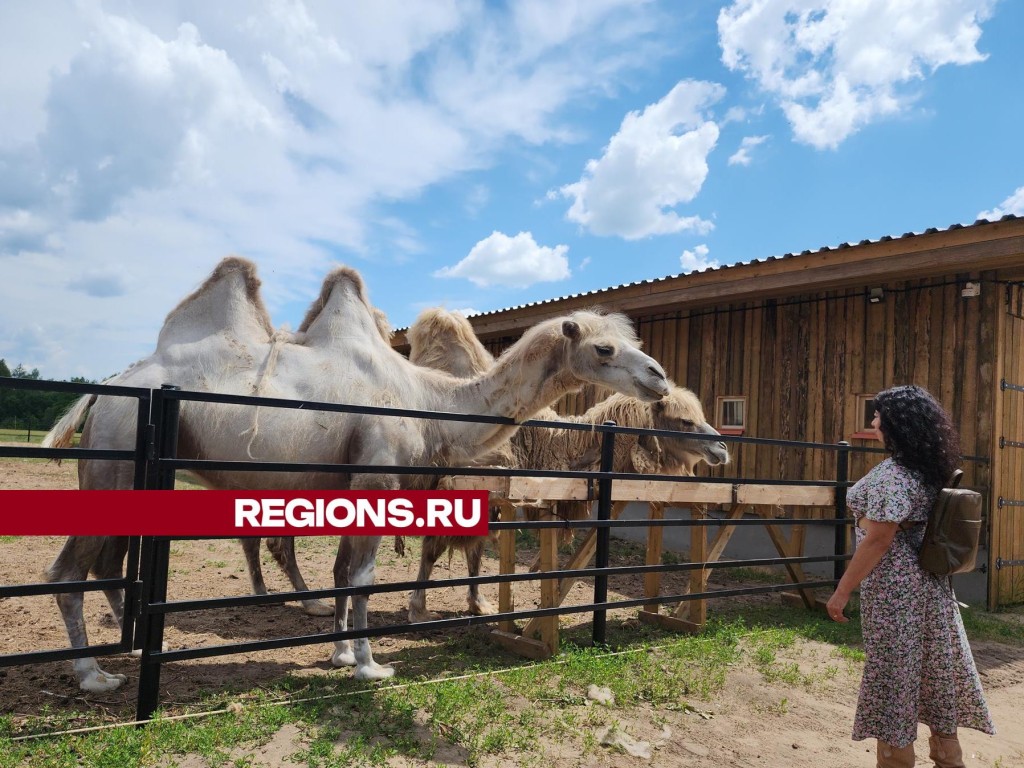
826, 518, 899, 622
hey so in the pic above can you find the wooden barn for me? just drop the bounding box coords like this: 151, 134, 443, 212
394, 215, 1024, 608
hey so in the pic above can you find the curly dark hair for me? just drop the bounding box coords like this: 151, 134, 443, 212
873, 385, 961, 489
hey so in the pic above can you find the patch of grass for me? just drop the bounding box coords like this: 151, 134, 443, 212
0, 428, 81, 446
0, 536, 18, 543
960, 606, 1024, 646
726, 566, 790, 585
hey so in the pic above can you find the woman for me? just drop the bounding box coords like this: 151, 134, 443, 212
826, 385, 994, 768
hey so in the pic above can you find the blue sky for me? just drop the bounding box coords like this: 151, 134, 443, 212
1, 0, 1022, 381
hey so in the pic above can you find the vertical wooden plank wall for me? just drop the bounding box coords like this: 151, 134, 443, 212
992, 282, 1024, 606
618, 277, 995, 516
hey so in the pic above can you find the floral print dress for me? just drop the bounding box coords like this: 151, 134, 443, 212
847, 458, 994, 747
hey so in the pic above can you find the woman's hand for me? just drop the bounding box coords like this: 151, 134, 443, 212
826, 589, 850, 623
826, 517, 899, 623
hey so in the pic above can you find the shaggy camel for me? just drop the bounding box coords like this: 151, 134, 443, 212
404, 307, 729, 622
44, 257, 670, 692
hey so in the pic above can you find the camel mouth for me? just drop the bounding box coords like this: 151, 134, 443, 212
704, 446, 731, 466
634, 382, 668, 402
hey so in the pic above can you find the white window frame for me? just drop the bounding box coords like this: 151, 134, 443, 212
853, 393, 878, 439
716, 396, 747, 435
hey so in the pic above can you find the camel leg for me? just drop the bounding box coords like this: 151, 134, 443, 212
265, 537, 333, 616
409, 537, 446, 623
464, 539, 496, 616
46, 536, 128, 693
330, 537, 356, 668
347, 536, 394, 681
93, 536, 130, 628
239, 538, 269, 595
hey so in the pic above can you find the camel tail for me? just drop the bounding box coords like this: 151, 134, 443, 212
41, 394, 95, 449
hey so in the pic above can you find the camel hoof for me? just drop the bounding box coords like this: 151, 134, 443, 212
408, 608, 442, 623
80, 669, 127, 693
331, 648, 357, 667
469, 598, 498, 616
354, 662, 395, 681
301, 599, 334, 617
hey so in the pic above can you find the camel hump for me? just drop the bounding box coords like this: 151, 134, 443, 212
408, 308, 494, 378
159, 256, 275, 346
297, 265, 380, 338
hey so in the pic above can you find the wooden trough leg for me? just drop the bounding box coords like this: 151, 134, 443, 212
643, 502, 665, 614
640, 505, 718, 634
654, 505, 745, 631
538, 523, 559, 656
769, 512, 828, 612
497, 501, 516, 633
488, 506, 555, 660
519, 501, 628, 640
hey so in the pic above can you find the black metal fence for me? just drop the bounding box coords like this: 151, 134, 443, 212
0, 376, 926, 722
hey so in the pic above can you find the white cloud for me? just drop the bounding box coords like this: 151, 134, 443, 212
728, 135, 768, 166
718, 0, 994, 149
680, 243, 718, 274
978, 186, 1024, 220
435, 231, 570, 288
557, 80, 723, 239
67, 269, 130, 298
0, 1, 660, 379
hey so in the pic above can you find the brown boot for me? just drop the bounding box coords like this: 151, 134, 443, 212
928, 735, 966, 768
877, 740, 916, 767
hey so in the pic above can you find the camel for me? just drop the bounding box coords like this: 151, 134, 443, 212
404, 307, 729, 622
43, 257, 670, 692
45, 308, 399, 623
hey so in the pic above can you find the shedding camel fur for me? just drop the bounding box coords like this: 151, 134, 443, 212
43, 257, 671, 692
403, 307, 729, 622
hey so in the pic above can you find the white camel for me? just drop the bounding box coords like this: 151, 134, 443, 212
46, 310, 399, 620
44, 257, 670, 692
404, 307, 729, 622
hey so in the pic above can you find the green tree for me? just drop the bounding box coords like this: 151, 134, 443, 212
0, 359, 10, 378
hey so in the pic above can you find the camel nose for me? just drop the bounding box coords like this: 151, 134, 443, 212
648, 363, 667, 381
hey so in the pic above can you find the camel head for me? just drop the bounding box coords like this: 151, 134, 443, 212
560, 311, 669, 402
644, 386, 730, 473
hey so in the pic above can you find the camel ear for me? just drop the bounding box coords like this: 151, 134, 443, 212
561, 320, 580, 340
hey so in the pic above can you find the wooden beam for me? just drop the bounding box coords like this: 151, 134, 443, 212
497, 501, 516, 634
487, 629, 552, 660
643, 503, 665, 614
538, 526, 560, 654
735, 484, 833, 507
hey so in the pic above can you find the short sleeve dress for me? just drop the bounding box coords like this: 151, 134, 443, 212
847, 458, 994, 748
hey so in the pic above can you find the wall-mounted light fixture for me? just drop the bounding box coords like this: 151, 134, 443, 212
867, 287, 885, 304
961, 281, 981, 298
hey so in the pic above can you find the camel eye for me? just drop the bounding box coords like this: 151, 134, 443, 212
681, 420, 695, 430
595, 345, 614, 357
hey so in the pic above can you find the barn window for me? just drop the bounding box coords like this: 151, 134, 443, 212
852, 394, 879, 439
716, 396, 746, 436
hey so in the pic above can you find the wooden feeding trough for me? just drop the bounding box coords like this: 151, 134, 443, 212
449, 475, 836, 659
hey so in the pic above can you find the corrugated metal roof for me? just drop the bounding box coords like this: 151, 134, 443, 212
456, 214, 1020, 322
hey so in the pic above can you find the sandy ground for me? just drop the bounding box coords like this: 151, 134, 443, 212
1, 456, 1023, 767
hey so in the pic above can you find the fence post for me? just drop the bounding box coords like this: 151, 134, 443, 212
136, 385, 180, 723
592, 421, 616, 646
834, 441, 851, 581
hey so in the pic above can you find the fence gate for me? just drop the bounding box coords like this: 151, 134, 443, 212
990, 283, 1024, 608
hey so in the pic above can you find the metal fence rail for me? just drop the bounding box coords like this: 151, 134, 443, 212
0, 376, 984, 722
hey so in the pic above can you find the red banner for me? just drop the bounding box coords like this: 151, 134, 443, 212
0, 490, 490, 536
